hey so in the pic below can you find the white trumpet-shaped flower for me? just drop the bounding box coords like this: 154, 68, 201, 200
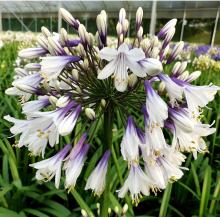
98, 43, 146, 92
64, 135, 90, 190
118, 162, 152, 204
184, 84, 220, 112
85, 150, 110, 196
158, 73, 183, 106
120, 116, 140, 162
145, 153, 184, 187
22, 96, 50, 114
4, 101, 80, 157
29, 144, 71, 188
144, 80, 168, 127
40, 55, 81, 80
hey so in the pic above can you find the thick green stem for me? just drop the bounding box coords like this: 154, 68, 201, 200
101, 107, 114, 217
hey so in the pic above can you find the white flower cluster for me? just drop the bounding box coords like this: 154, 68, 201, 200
4, 7, 219, 204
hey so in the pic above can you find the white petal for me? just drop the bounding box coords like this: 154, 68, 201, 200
126, 48, 145, 61
114, 57, 128, 92
126, 57, 146, 78
99, 47, 118, 61
98, 59, 116, 79
142, 58, 163, 76
118, 43, 129, 53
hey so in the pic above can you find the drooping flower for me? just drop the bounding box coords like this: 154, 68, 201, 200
141, 109, 167, 156
4, 101, 80, 156
22, 96, 50, 114
144, 80, 168, 127
64, 136, 90, 190
85, 150, 110, 196
6, 72, 43, 101
30, 144, 71, 188
118, 162, 152, 205
19, 47, 47, 59
120, 116, 140, 162
183, 84, 220, 112
158, 73, 184, 106
40, 55, 81, 80
145, 153, 184, 186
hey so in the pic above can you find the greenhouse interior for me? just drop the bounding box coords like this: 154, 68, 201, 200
0, 1, 220, 217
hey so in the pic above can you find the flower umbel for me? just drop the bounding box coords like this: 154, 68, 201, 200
4, 6, 219, 209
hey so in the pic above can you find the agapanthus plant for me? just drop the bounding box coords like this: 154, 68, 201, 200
4, 7, 220, 216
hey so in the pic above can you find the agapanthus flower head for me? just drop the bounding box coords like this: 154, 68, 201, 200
4, 6, 220, 207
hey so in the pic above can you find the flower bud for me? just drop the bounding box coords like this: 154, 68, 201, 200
157, 18, 177, 38
122, 203, 128, 214
96, 203, 100, 209
167, 41, 184, 64
122, 19, 129, 33
88, 33, 94, 46
178, 70, 189, 80
78, 24, 88, 45
83, 59, 89, 69
48, 96, 57, 105
150, 47, 160, 59
159, 81, 165, 92
85, 108, 96, 120
41, 26, 51, 37
137, 26, 143, 39
162, 27, 175, 49
60, 28, 68, 46
136, 7, 143, 30
116, 22, 123, 36
172, 61, 181, 75
5, 88, 15, 95
77, 44, 86, 57
59, 8, 79, 29
76, 86, 82, 93
72, 69, 79, 80
128, 74, 138, 88
96, 11, 107, 44
114, 206, 119, 214
119, 34, 124, 45
24, 63, 41, 71
108, 208, 111, 214
95, 31, 103, 49
101, 99, 106, 108
150, 35, 159, 47
119, 8, 126, 23
37, 35, 48, 50
42, 81, 51, 92
15, 84, 36, 94
186, 70, 201, 82
53, 80, 61, 91
15, 68, 27, 77
81, 209, 88, 217
160, 44, 170, 61
56, 96, 70, 108
178, 61, 188, 75
141, 38, 151, 53
19, 47, 47, 59
48, 37, 65, 55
